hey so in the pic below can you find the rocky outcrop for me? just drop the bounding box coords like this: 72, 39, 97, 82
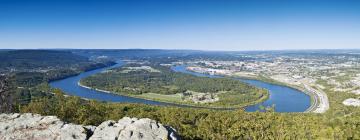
0, 113, 178, 140
90, 117, 177, 140
343, 98, 360, 107
0, 113, 87, 140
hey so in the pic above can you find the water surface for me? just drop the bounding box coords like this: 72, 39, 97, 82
50, 62, 174, 106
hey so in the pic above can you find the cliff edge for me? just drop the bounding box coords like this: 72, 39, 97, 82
0, 113, 178, 140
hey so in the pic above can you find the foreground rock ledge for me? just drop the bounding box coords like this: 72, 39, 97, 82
343, 98, 360, 107
0, 113, 178, 140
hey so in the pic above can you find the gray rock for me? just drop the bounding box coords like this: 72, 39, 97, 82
343, 98, 360, 107
90, 117, 177, 140
0, 113, 178, 140
0, 113, 87, 140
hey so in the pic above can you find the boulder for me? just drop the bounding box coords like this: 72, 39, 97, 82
90, 117, 177, 140
0, 113, 178, 140
343, 98, 360, 107
0, 113, 87, 140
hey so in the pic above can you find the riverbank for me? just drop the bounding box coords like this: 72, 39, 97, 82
51, 62, 312, 112
46, 61, 117, 82
230, 74, 328, 113
185, 67, 324, 113
253, 75, 329, 113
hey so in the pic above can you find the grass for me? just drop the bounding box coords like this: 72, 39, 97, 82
136, 93, 184, 103
135, 90, 269, 108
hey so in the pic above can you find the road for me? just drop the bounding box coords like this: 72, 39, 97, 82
303, 84, 329, 113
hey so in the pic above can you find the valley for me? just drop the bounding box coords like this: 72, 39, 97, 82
1, 49, 360, 139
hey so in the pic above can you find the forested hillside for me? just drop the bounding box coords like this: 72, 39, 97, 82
0, 50, 115, 87
20, 90, 360, 140
0, 50, 91, 71
0, 50, 116, 111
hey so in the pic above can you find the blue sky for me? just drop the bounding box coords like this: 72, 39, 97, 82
0, 0, 360, 51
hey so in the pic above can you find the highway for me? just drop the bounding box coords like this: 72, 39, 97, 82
304, 84, 329, 113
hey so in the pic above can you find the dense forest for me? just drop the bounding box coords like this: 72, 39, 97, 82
1, 75, 359, 139
81, 63, 267, 107
0, 50, 116, 107
20, 90, 360, 139
0, 50, 88, 71
12, 61, 115, 88
0, 50, 116, 87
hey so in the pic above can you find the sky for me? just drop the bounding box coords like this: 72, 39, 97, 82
0, 0, 360, 51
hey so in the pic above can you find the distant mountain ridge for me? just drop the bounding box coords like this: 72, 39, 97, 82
0, 50, 90, 70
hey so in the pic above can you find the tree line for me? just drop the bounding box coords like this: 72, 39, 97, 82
19, 90, 360, 140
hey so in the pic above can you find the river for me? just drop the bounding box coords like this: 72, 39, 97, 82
50, 62, 311, 112
171, 65, 311, 112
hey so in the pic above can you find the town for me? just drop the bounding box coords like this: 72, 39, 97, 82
180, 52, 360, 111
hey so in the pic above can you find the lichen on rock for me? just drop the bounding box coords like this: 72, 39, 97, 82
0, 113, 178, 140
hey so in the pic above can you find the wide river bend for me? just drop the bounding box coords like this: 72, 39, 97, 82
50, 62, 311, 112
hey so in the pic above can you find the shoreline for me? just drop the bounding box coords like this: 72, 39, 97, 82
233, 75, 329, 113
48, 61, 117, 82
186, 68, 328, 113
78, 81, 111, 93
53, 62, 318, 113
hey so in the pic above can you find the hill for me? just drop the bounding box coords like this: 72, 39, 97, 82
0, 50, 91, 71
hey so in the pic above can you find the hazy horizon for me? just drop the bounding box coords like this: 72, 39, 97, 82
1, 0, 360, 51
